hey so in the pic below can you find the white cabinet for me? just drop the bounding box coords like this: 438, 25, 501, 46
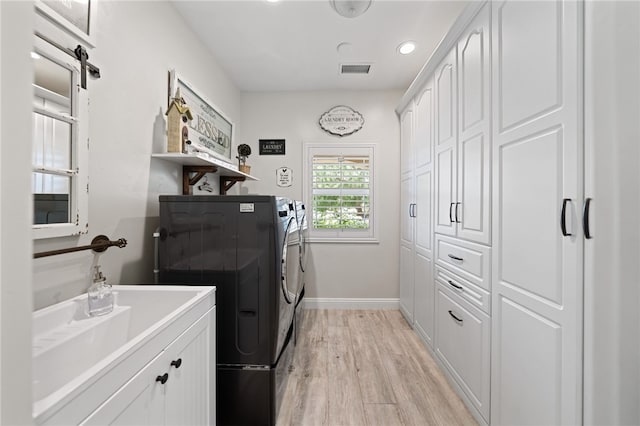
436, 286, 491, 421
399, 107, 415, 323
399, 82, 435, 347
81, 308, 216, 426
435, 5, 491, 246
490, 1, 582, 425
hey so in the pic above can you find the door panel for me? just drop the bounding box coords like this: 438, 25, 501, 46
497, 0, 562, 131
491, 1, 583, 424
435, 148, 455, 235
415, 170, 431, 255
414, 254, 434, 347
457, 4, 491, 245
400, 174, 414, 246
399, 244, 415, 323
401, 108, 414, 177
415, 85, 433, 169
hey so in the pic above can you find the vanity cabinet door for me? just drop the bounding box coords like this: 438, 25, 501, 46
165, 307, 214, 426
80, 308, 215, 426
80, 351, 165, 426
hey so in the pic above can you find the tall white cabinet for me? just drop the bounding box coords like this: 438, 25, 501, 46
399, 82, 435, 348
398, 1, 588, 425
490, 1, 583, 424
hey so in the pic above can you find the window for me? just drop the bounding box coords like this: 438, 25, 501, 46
32, 36, 88, 239
304, 144, 376, 243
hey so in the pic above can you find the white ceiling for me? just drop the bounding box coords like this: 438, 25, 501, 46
171, 0, 469, 92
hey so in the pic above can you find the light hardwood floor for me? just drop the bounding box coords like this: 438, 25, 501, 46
277, 309, 478, 426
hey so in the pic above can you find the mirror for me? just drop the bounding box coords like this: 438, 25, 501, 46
32, 51, 73, 225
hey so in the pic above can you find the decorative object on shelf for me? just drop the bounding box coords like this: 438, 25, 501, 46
166, 88, 193, 154
237, 144, 252, 174
319, 105, 364, 137
197, 175, 214, 193
168, 69, 234, 163
259, 139, 286, 155
276, 167, 293, 187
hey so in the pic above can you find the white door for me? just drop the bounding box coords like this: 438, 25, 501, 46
400, 173, 415, 323
491, 1, 583, 424
434, 48, 458, 236
165, 311, 213, 426
413, 83, 435, 346
456, 4, 491, 246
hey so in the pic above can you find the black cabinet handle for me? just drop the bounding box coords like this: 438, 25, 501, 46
156, 373, 169, 385
448, 310, 463, 323
448, 280, 463, 290
455, 202, 461, 223
448, 254, 464, 262
412, 204, 417, 218
561, 198, 572, 236
449, 202, 455, 223
171, 358, 182, 369
583, 198, 592, 239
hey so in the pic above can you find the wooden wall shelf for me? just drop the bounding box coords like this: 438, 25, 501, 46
152, 153, 259, 195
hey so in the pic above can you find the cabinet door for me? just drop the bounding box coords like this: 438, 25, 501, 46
457, 5, 491, 245
400, 108, 414, 178
436, 287, 490, 421
491, 1, 583, 425
434, 48, 458, 236
165, 309, 214, 426
399, 243, 415, 324
80, 352, 166, 426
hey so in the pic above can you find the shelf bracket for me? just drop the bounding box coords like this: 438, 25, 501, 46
182, 166, 217, 195
219, 176, 246, 195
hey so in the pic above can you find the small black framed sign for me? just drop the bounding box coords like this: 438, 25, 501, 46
259, 139, 286, 155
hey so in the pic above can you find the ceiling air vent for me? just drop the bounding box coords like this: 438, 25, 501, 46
340, 64, 371, 74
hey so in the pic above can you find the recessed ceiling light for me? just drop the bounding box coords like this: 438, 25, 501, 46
398, 41, 416, 55
266, 0, 280, 3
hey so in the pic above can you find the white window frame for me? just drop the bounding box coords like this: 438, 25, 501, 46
303, 143, 377, 243
32, 36, 89, 239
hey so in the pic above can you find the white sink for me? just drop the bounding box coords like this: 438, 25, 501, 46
32, 285, 215, 424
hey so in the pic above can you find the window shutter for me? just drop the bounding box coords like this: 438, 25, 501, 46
311, 154, 370, 230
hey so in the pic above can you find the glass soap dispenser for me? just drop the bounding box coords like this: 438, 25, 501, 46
88, 265, 113, 316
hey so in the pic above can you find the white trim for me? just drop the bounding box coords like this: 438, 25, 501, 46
307, 237, 378, 244
302, 297, 399, 310
396, 0, 487, 114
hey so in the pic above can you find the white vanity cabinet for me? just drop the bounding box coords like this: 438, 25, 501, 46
81, 307, 215, 426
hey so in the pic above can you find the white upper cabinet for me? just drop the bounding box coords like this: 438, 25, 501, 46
434, 48, 458, 237
457, 6, 491, 246
490, 1, 583, 425
435, 4, 491, 247
401, 107, 415, 178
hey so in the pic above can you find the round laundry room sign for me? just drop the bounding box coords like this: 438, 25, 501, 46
319, 105, 364, 137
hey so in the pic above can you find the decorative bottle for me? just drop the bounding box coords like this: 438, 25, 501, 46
88, 265, 113, 316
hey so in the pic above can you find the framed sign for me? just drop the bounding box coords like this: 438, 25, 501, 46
319, 105, 364, 137
35, 0, 98, 47
276, 167, 293, 187
259, 139, 286, 155
169, 70, 234, 163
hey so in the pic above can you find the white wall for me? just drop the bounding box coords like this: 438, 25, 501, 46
32, 1, 242, 309
1, 2, 34, 423
236, 90, 402, 302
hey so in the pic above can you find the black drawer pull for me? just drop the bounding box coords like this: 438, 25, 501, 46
447, 254, 464, 262
156, 373, 169, 384
561, 198, 572, 236
171, 358, 182, 369
583, 198, 592, 239
448, 280, 463, 290
448, 310, 463, 323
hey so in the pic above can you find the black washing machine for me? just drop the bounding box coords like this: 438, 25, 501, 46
158, 195, 297, 425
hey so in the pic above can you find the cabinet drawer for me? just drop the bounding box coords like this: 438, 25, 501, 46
436, 287, 490, 421
435, 234, 490, 290
435, 266, 490, 315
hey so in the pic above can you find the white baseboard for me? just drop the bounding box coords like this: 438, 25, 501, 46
302, 297, 399, 310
